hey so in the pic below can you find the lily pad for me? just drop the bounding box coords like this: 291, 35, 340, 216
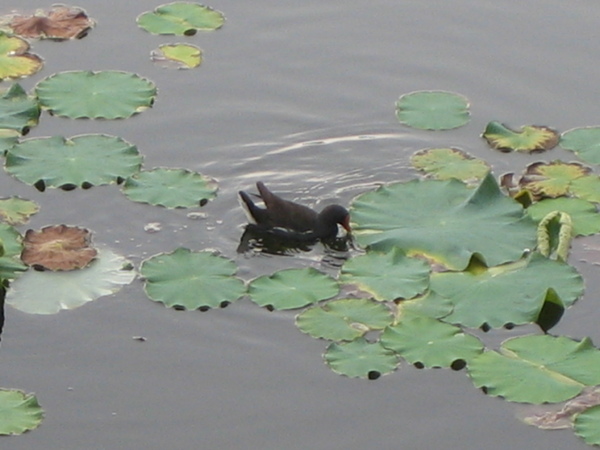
295, 298, 393, 341
0, 197, 39, 225
324, 337, 399, 379
468, 335, 600, 403
410, 147, 490, 182
483, 121, 559, 153
395, 91, 470, 130
35, 71, 156, 119
6, 247, 135, 314
137, 2, 225, 36
339, 248, 430, 301
351, 171, 537, 271
7, 5, 94, 40
570, 175, 600, 203
527, 197, 600, 237
381, 313, 483, 368
396, 290, 454, 320
574, 404, 600, 446
21, 225, 97, 271
249, 268, 338, 310
0, 129, 19, 153
432, 253, 583, 329
0, 222, 27, 279
0, 32, 43, 80
141, 248, 245, 310
151, 43, 202, 69
560, 127, 600, 165
0, 83, 40, 135
519, 161, 592, 198
122, 168, 217, 208
5, 134, 142, 191
0, 389, 43, 435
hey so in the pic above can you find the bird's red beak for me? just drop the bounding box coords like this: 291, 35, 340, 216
342, 215, 352, 233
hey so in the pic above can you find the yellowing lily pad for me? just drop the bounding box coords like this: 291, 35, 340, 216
483, 121, 559, 153
151, 43, 202, 69
410, 147, 490, 182
21, 224, 97, 271
0, 197, 39, 225
520, 160, 591, 198
0, 32, 43, 80
6, 5, 94, 40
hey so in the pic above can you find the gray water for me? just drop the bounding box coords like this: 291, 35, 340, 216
2, 0, 600, 448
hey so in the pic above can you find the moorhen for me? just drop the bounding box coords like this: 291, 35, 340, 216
239, 181, 351, 240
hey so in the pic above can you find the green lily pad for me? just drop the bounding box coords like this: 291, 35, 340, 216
560, 127, 600, 165
35, 71, 157, 119
527, 197, 600, 236
0, 389, 43, 435
0, 129, 19, 153
6, 248, 135, 314
249, 267, 338, 310
5, 134, 142, 191
0, 32, 43, 80
432, 253, 583, 329
324, 337, 400, 379
395, 91, 470, 130
468, 335, 600, 403
396, 290, 454, 320
0, 84, 40, 135
295, 298, 393, 341
152, 43, 202, 69
0, 197, 38, 225
483, 121, 559, 153
574, 404, 600, 446
137, 2, 225, 36
141, 248, 245, 310
381, 313, 483, 368
351, 171, 537, 271
519, 161, 592, 198
122, 168, 217, 208
410, 147, 490, 182
569, 175, 600, 203
339, 248, 430, 301
0, 222, 27, 280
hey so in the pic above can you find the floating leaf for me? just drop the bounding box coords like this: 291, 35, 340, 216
395, 91, 470, 130
5, 134, 142, 190
0, 83, 40, 135
397, 290, 454, 319
0, 197, 39, 225
528, 197, 600, 237
7, 248, 135, 314
137, 2, 225, 36
151, 43, 202, 69
0, 32, 43, 80
0, 129, 19, 153
122, 168, 217, 208
0, 223, 27, 279
351, 172, 537, 271
519, 161, 591, 198
468, 335, 600, 403
339, 248, 430, 301
295, 298, 393, 341
7, 5, 94, 40
432, 253, 582, 329
35, 71, 156, 119
574, 404, 600, 446
141, 248, 245, 310
569, 175, 600, 203
21, 225, 97, 271
0, 389, 43, 435
483, 121, 559, 153
560, 127, 600, 165
249, 268, 338, 310
324, 337, 399, 379
381, 313, 483, 368
410, 147, 490, 182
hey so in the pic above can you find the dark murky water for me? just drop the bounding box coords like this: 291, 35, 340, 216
2, 0, 600, 448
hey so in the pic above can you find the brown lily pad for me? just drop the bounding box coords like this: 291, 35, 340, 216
520, 160, 592, 198
8, 5, 94, 40
21, 224, 97, 271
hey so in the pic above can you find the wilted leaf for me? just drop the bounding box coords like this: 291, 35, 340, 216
483, 121, 559, 153
395, 91, 470, 130
0, 389, 43, 435
410, 147, 490, 182
21, 224, 97, 271
137, 2, 225, 35
7, 5, 94, 40
520, 161, 592, 198
0, 32, 43, 81
151, 43, 202, 69
0, 197, 39, 225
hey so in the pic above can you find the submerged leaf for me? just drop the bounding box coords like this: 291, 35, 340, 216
21, 225, 97, 271
395, 91, 470, 130
410, 147, 490, 182
137, 2, 225, 35
0, 32, 43, 80
324, 337, 399, 379
7, 5, 94, 40
0, 389, 43, 435
483, 121, 559, 153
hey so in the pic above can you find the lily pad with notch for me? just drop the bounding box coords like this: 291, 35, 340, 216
137, 2, 225, 36
324, 337, 399, 379
395, 90, 470, 130
519, 160, 592, 198
0, 32, 43, 81
0, 83, 40, 135
0, 389, 43, 435
151, 43, 202, 69
560, 127, 600, 165
483, 121, 559, 153
410, 147, 490, 183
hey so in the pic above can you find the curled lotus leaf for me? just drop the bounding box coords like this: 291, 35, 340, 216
483, 121, 559, 153
0, 389, 43, 435
0, 83, 40, 135
151, 43, 202, 69
395, 90, 470, 130
520, 160, 592, 198
21, 224, 97, 271
324, 337, 400, 379
6, 5, 94, 40
560, 127, 600, 165
527, 197, 600, 237
0, 32, 43, 81
410, 147, 490, 183
137, 2, 225, 36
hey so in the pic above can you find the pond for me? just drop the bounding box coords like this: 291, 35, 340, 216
2, 0, 600, 448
